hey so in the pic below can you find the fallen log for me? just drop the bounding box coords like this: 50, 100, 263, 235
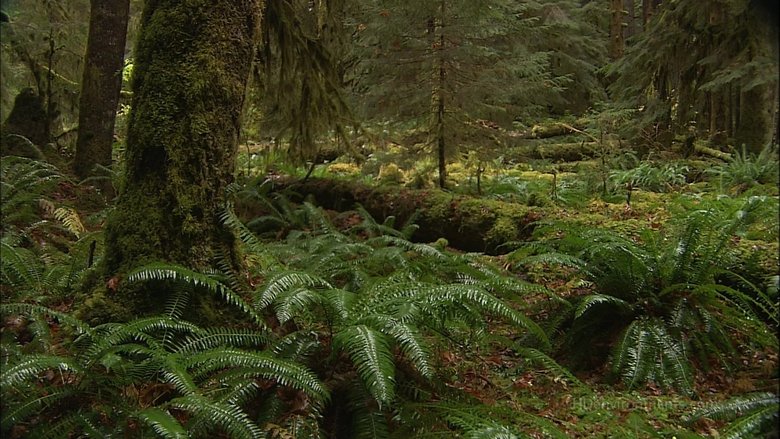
694, 144, 733, 161
511, 119, 589, 140
508, 142, 600, 162
240, 177, 543, 254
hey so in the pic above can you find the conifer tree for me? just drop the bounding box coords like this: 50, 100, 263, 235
350, 0, 569, 188
608, 0, 778, 151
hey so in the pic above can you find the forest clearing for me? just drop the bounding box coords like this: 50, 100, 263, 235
0, 1, 778, 438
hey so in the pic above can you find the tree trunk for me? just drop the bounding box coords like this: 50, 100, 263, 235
102, 0, 262, 316
609, 0, 625, 59
735, 85, 774, 153
433, 1, 447, 189
73, 0, 130, 194
641, 0, 658, 27
624, 0, 638, 40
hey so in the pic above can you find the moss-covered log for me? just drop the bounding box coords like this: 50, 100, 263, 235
254, 177, 542, 254
98, 0, 262, 318
507, 142, 600, 162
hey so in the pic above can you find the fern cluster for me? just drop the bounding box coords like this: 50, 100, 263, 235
515, 196, 779, 395
221, 199, 555, 436
0, 304, 327, 438
706, 144, 780, 194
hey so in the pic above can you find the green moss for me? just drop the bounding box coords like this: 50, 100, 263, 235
76, 288, 134, 325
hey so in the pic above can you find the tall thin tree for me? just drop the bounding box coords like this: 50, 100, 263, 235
73, 0, 130, 192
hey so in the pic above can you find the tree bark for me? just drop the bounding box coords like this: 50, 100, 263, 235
73, 0, 130, 193
609, 0, 625, 59
433, 0, 447, 189
102, 0, 262, 316
624, 0, 638, 40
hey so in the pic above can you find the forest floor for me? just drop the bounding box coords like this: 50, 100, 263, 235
2, 148, 777, 438
231, 150, 779, 437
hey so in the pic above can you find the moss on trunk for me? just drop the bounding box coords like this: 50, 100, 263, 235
98, 0, 262, 318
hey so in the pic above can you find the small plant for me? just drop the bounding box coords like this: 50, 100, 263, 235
609, 160, 689, 193
707, 144, 779, 193
515, 197, 778, 395
685, 392, 779, 439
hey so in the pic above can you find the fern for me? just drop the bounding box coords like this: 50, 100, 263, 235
53, 206, 85, 238
169, 394, 263, 439
256, 270, 333, 309
0, 302, 91, 335
186, 347, 328, 403
126, 263, 267, 328
685, 393, 779, 439
1, 354, 82, 388
0, 387, 75, 431
574, 293, 632, 318
516, 347, 590, 392
334, 325, 396, 406
136, 407, 188, 438
174, 327, 270, 353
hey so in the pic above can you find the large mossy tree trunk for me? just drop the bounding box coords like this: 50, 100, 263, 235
73, 0, 130, 194
101, 0, 262, 317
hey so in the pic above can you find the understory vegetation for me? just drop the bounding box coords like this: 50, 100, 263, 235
1, 0, 778, 437
2, 147, 778, 438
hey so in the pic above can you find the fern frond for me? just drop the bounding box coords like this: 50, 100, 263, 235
613, 319, 656, 390
360, 315, 432, 379
574, 294, 632, 318
270, 330, 320, 361
186, 348, 328, 403
686, 392, 779, 423
334, 325, 395, 406
84, 317, 200, 364
163, 287, 191, 320
721, 402, 779, 439
352, 204, 405, 238
256, 270, 332, 309
175, 328, 270, 353
53, 207, 85, 238
0, 354, 81, 388
519, 251, 586, 270
368, 235, 446, 259
516, 347, 590, 392
420, 284, 549, 349
126, 263, 266, 327
0, 388, 74, 430
0, 303, 91, 335
220, 205, 264, 253
161, 354, 199, 395
169, 395, 262, 439
136, 407, 188, 439
274, 287, 322, 324
652, 323, 694, 396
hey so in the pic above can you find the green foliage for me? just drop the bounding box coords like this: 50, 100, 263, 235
608, 0, 778, 147
0, 0, 88, 132
685, 393, 779, 439
250, 0, 354, 163
0, 303, 327, 438
707, 145, 780, 193
516, 197, 778, 394
0, 156, 63, 236
223, 199, 552, 436
126, 263, 267, 327
610, 161, 690, 192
